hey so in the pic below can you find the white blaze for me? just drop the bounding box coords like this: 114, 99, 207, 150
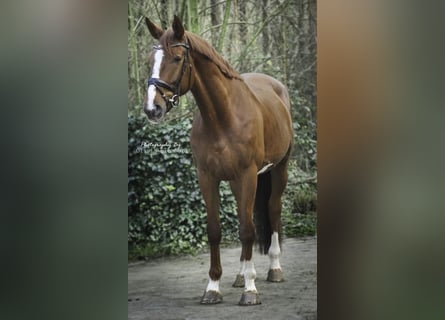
146, 48, 164, 111
268, 231, 281, 270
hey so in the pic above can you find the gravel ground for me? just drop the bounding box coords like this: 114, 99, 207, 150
128, 236, 317, 320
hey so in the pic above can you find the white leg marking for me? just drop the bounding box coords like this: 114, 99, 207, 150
268, 232, 282, 270
206, 278, 220, 292
146, 48, 164, 111
243, 260, 257, 292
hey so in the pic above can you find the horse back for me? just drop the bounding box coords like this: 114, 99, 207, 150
241, 73, 293, 155
241, 73, 291, 112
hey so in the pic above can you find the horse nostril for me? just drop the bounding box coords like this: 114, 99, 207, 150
144, 104, 164, 119
153, 104, 163, 117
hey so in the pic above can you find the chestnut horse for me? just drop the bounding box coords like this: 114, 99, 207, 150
143, 16, 293, 306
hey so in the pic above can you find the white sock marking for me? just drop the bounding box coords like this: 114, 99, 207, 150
146, 48, 164, 111
268, 231, 282, 270
206, 278, 220, 292
243, 260, 257, 292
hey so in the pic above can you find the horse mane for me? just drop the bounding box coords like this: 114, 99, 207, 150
160, 30, 242, 80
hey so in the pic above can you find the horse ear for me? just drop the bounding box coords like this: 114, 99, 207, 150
172, 15, 185, 40
145, 17, 164, 40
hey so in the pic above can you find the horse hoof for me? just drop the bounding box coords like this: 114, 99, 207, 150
232, 274, 245, 287
238, 291, 261, 306
200, 290, 223, 304
267, 269, 284, 282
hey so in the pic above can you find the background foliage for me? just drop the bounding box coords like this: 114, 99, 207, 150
128, 113, 239, 257
128, 0, 317, 259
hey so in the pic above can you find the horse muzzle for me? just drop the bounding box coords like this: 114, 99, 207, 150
144, 103, 165, 122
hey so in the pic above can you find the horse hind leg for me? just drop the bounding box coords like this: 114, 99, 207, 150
266, 161, 289, 282
267, 231, 284, 282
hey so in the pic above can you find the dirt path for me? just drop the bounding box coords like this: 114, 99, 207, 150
128, 237, 317, 320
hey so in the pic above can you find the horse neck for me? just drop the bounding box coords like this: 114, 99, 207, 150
190, 57, 239, 133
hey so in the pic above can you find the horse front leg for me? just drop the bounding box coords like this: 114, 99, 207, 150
198, 172, 223, 304
231, 165, 261, 306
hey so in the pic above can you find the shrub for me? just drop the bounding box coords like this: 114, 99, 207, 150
128, 113, 238, 258
282, 161, 317, 237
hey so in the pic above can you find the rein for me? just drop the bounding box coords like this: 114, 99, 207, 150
148, 39, 192, 111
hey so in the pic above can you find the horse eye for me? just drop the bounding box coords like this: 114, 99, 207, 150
174, 55, 181, 62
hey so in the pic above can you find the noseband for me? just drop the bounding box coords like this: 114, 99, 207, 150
148, 39, 191, 111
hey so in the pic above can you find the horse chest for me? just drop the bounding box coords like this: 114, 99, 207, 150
192, 140, 249, 179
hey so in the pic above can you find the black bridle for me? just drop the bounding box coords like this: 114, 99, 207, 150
147, 39, 191, 111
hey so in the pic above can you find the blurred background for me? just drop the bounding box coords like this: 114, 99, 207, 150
0, 0, 443, 319
128, 0, 318, 259
318, 1, 445, 319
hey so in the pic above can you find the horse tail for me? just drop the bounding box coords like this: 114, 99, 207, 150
254, 171, 273, 254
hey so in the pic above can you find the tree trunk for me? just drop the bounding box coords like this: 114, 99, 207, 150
281, 14, 288, 85
210, 0, 221, 45
187, 0, 199, 33
216, 0, 232, 52
160, 0, 169, 30
262, 0, 269, 57
238, 0, 247, 47
128, 2, 141, 107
